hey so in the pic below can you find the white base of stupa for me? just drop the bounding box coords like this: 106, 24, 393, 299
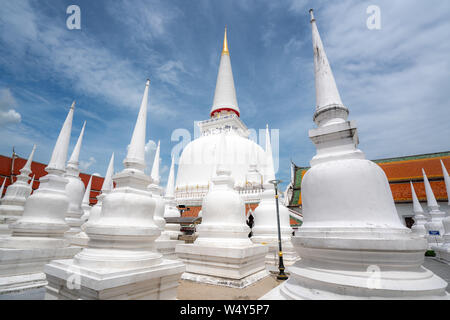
432, 244, 450, 264
164, 225, 183, 241
0, 211, 22, 236
251, 236, 299, 273
0, 245, 81, 295
176, 243, 268, 288
67, 232, 89, 247
156, 238, 183, 260
44, 258, 185, 300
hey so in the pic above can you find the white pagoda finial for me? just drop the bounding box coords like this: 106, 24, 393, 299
310, 9, 348, 127
68, 121, 86, 166
124, 79, 150, 171
82, 175, 93, 206
21, 144, 36, 176
28, 175, 35, 196
46, 101, 75, 173
410, 181, 424, 214
422, 169, 439, 210
0, 179, 5, 199
440, 160, 450, 206
210, 28, 240, 118
165, 156, 176, 198
102, 153, 115, 193
151, 140, 161, 185
264, 124, 275, 183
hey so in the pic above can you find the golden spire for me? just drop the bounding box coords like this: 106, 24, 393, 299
222, 26, 229, 56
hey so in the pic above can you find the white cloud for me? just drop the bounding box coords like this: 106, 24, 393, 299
157, 60, 186, 86
80, 156, 97, 172
0, 88, 21, 125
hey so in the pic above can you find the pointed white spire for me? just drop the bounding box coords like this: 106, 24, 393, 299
410, 181, 424, 214
82, 176, 93, 206
210, 27, 240, 118
309, 9, 348, 127
440, 160, 450, 206
165, 156, 176, 198
46, 101, 75, 173
0, 179, 5, 199
151, 140, 161, 185
68, 121, 86, 167
102, 153, 115, 193
21, 144, 36, 176
422, 169, 439, 210
264, 124, 275, 183
124, 80, 150, 171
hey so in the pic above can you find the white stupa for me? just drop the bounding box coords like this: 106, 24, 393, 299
176, 133, 268, 288
80, 175, 93, 222
45, 80, 185, 300
251, 125, 299, 272
163, 156, 183, 240
0, 144, 36, 235
64, 121, 87, 242
410, 181, 427, 238
262, 10, 448, 300
0, 103, 81, 295
175, 28, 267, 207
150, 142, 181, 259
423, 169, 446, 245
432, 161, 450, 262
0, 179, 5, 199
87, 152, 114, 224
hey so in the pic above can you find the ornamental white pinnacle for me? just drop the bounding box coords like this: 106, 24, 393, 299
422, 169, 439, 210
0, 179, 5, 199
125, 80, 150, 171
410, 181, 424, 214
165, 156, 176, 199
21, 144, 36, 176
28, 175, 35, 196
440, 160, 450, 206
46, 101, 75, 173
102, 153, 115, 193
82, 175, 93, 206
67, 121, 86, 171
210, 27, 240, 118
151, 140, 161, 185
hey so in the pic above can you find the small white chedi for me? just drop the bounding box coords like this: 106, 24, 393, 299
251, 125, 299, 272
262, 10, 448, 299
150, 142, 182, 259
80, 175, 93, 223
423, 169, 446, 245
0, 103, 81, 295
410, 181, 427, 238
64, 121, 87, 243
176, 134, 268, 288
432, 161, 450, 262
0, 144, 36, 236
44, 80, 185, 300
163, 156, 183, 240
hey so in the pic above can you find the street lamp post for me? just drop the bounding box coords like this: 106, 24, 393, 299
269, 179, 288, 280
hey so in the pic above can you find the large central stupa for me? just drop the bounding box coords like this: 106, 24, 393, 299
175, 28, 267, 207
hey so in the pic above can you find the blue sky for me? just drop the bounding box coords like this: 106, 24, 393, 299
0, 0, 449, 190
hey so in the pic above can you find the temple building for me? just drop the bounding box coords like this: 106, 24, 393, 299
286, 151, 450, 228
175, 28, 267, 214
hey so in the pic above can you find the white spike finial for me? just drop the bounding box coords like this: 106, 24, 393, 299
46, 102, 75, 173
151, 140, 161, 185
124, 80, 150, 171
28, 175, 35, 196
0, 179, 5, 199
68, 121, 86, 165
410, 181, 424, 214
440, 160, 450, 206
265, 124, 275, 183
309, 8, 315, 22
21, 144, 36, 176
82, 176, 93, 206
165, 156, 176, 198
102, 153, 115, 193
422, 169, 439, 210
310, 9, 347, 127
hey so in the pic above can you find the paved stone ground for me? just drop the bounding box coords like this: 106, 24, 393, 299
1, 258, 448, 300
423, 257, 450, 292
